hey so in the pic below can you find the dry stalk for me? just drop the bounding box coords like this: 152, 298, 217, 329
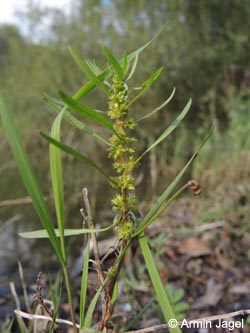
18, 261, 31, 314
82, 187, 104, 285
9, 281, 29, 333
33, 272, 59, 332
14, 308, 250, 333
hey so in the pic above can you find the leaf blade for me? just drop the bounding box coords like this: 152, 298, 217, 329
44, 94, 109, 145
68, 46, 109, 94
60, 90, 116, 133
136, 87, 176, 122
139, 234, 181, 333
40, 132, 113, 182
19, 215, 122, 238
79, 236, 91, 328
102, 46, 123, 80
136, 98, 192, 163
133, 127, 213, 236
0, 93, 64, 264
50, 110, 66, 261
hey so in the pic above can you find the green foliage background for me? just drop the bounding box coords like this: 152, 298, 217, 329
0, 0, 249, 227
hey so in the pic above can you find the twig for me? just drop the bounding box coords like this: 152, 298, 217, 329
125, 309, 250, 333
33, 272, 59, 332
82, 187, 104, 284
0, 195, 51, 207
18, 261, 31, 314
82, 188, 105, 284
14, 310, 80, 328
10, 282, 29, 333
14, 308, 250, 333
82, 187, 107, 322
195, 220, 226, 232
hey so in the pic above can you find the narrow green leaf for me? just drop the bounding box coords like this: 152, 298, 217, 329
50, 110, 66, 262
80, 236, 91, 328
84, 285, 103, 328
126, 67, 164, 108
68, 46, 108, 94
102, 46, 123, 80
73, 68, 112, 100
40, 132, 113, 182
126, 52, 139, 80
60, 90, 116, 133
126, 21, 168, 64
124, 300, 154, 331
174, 302, 189, 313
136, 98, 192, 163
85, 58, 102, 76
139, 234, 181, 333
44, 94, 109, 145
133, 128, 212, 236
0, 94, 64, 264
19, 215, 122, 238
172, 289, 185, 303
85, 58, 111, 89
136, 87, 176, 122
122, 51, 129, 76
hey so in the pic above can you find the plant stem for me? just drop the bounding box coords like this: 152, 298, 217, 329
63, 265, 77, 333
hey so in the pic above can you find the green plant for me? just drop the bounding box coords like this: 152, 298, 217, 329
0, 24, 210, 333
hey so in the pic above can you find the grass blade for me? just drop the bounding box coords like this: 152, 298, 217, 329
40, 132, 113, 182
0, 93, 64, 264
102, 46, 123, 80
68, 46, 108, 94
126, 67, 164, 108
122, 51, 129, 76
126, 52, 139, 80
19, 215, 122, 238
136, 87, 176, 122
60, 90, 116, 133
84, 285, 103, 328
133, 128, 212, 236
85, 58, 102, 76
44, 94, 109, 145
136, 98, 192, 163
50, 110, 66, 262
79, 236, 91, 328
139, 233, 181, 333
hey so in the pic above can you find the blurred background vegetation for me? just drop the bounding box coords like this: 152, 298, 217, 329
0, 0, 250, 230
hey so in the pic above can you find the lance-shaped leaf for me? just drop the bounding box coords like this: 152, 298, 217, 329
136, 98, 192, 163
126, 52, 139, 80
122, 51, 129, 76
68, 46, 109, 94
50, 110, 66, 262
19, 218, 121, 238
44, 94, 109, 145
136, 87, 176, 122
126, 67, 164, 108
133, 128, 213, 237
0, 94, 64, 264
102, 46, 123, 80
85, 58, 102, 76
40, 132, 113, 182
59, 90, 116, 133
80, 236, 91, 328
139, 234, 181, 333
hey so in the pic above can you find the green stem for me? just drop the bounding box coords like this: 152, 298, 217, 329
63, 265, 77, 333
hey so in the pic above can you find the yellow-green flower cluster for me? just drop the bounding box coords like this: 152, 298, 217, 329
108, 74, 138, 223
